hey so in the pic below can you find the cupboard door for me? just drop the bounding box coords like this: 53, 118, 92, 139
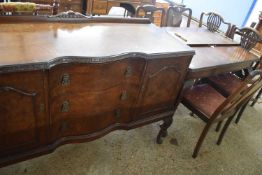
134, 56, 192, 119
0, 71, 47, 157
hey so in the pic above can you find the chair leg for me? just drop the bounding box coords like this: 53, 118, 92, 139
156, 117, 173, 144
217, 115, 234, 145
215, 120, 223, 132
250, 88, 262, 107
192, 123, 212, 158
235, 101, 249, 124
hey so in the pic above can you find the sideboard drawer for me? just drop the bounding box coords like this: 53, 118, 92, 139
49, 58, 145, 99
50, 86, 134, 138
52, 107, 131, 138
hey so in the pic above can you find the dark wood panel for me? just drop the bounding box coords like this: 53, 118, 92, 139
134, 56, 192, 119
0, 71, 48, 157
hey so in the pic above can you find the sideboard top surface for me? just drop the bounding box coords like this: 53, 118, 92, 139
0, 23, 194, 69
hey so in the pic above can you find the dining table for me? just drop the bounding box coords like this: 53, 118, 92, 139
165, 26, 261, 80
165, 27, 240, 47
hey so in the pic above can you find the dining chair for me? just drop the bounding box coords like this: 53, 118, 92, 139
207, 27, 262, 124
199, 12, 231, 37
166, 6, 192, 27
136, 5, 166, 27
181, 70, 262, 158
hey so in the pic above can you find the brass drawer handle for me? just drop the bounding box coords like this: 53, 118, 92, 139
60, 121, 68, 132
120, 90, 128, 100
125, 66, 132, 77
115, 109, 121, 118
61, 73, 70, 86
61, 101, 70, 112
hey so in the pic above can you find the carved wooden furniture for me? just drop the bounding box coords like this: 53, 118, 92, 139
49, 10, 87, 18
153, 0, 169, 26
166, 6, 192, 27
136, 4, 166, 27
181, 70, 262, 158
165, 27, 260, 80
165, 27, 240, 47
199, 12, 231, 37
187, 46, 259, 80
206, 27, 262, 124
0, 16, 194, 167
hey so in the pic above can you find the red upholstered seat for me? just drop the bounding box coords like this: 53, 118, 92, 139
182, 84, 226, 121
207, 73, 243, 97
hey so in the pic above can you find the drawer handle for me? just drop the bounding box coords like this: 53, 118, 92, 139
125, 66, 132, 77
120, 91, 128, 100
61, 101, 70, 112
115, 109, 121, 118
61, 73, 70, 86
60, 121, 68, 132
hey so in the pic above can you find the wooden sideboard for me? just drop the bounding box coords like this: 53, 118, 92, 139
0, 16, 194, 167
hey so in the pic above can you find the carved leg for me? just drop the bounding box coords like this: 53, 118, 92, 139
156, 117, 173, 144
217, 115, 234, 145
192, 123, 212, 158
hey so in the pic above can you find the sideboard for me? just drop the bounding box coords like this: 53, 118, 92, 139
0, 16, 194, 167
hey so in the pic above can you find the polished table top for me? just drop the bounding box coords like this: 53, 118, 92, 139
0, 22, 259, 79
165, 26, 260, 79
165, 27, 240, 47
187, 46, 260, 79
0, 23, 194, 67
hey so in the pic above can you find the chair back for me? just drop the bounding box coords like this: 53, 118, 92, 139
166, 6, 192, 27
229, 26, 262, 51
239, 27, 261, 51
136, 5, 165, 26
199, 12, 231, 36
211, 70, 262, 121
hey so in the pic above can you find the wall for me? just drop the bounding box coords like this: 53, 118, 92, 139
182, 0, 257, 29
246, 0, 262, 27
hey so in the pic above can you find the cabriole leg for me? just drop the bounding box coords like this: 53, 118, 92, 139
156, 117, 173, 144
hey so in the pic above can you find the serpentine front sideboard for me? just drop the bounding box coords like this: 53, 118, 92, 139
0, 16, 194, 167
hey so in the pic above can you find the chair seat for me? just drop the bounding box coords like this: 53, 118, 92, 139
182, 84, 226, 121
207, 73, 243, 97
